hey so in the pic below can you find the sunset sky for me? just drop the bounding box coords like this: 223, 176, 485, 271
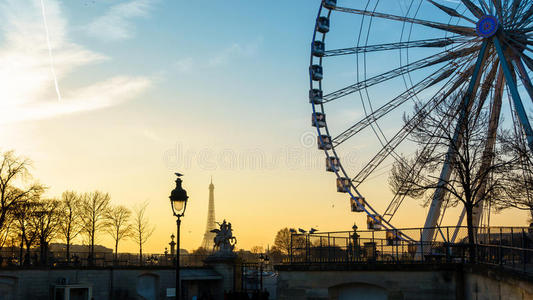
0, 0, 529, 253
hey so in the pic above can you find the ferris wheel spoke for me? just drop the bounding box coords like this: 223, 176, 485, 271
517, 5, 533, 26
513, 57, 533, 102
383, 140, 444, 222
491, 0, 505, 21
351, 73, 471, 186
518, 53, 533, 74
478, 0, 492, 14
428, 0, 476, 24
509, 0, 524, 23
461, 0, 486, 19
332, 6, 476, 36
512, 3, 533, 28
474, 58, 500, 121
323, 44, 480, 103
323, 37, 469, 57
332, 65, 459, 146
497, 34, 531, 59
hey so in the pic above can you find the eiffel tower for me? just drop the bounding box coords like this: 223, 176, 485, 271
200, 178, 216, 250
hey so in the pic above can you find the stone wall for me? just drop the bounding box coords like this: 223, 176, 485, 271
463, 265, 533, 300
276, 265, 459, 300
276, 264, 533, 300
0, 267, 221, 300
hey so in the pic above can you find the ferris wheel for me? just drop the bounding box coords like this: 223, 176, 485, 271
309, 0, 533, 242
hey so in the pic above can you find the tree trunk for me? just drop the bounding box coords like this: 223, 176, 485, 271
115, 240, 118, 264
139, 243, 143, 266
90, 228, 95, 266
66, 237, 70, 264
25, 243, 32, 266
42, 241, 49, 266
466, 203, 476, 262
39, 238, 45, 266
18, 238, 23, 267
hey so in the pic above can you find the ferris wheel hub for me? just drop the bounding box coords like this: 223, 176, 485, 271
476, 15, 499, 38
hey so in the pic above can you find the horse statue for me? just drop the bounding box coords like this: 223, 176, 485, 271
210, 219, 237, 255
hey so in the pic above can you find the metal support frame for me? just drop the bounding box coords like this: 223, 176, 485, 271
493, 36, 533, 152
513, 58, 533, 101
420, 40, 490, 249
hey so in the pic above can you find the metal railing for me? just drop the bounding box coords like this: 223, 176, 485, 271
0, 250, 208, 268
286, 226, 533, 275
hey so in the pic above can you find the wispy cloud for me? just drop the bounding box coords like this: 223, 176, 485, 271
174, 57, 194, 73
86, 0, 157, 41
208, 38, 262, 67
173, 38, 262, 73
142, 128, 164, 143
0, 0, 151, 124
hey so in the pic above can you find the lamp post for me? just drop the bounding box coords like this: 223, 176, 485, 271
258, 253, 269, 291
169, 173, 189, 300
352, 224, 359, 261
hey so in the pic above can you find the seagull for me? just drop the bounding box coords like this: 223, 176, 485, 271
289, 228, 297, 234
309, 228, 318, 234
175, 172, 184, 177
298, 228, 307, 234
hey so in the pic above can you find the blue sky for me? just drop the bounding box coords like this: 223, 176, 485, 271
0, 0, 529, 252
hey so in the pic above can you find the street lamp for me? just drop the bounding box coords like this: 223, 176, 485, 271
352, 224, 359, 261
258, 253, 270, 291
169, 173, 188, 300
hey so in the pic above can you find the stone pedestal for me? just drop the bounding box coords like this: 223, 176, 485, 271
205, 254, 239, 300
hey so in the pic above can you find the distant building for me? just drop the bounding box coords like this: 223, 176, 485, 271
48, 243, 113, 253
201, 178, 217, 250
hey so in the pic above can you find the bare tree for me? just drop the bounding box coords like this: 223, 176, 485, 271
80, 191, 110, 264
250, 245, 264, 255
133, 202, 154, 265
388, 96, 517, 261
272, 228, 292, 255
105, 205, 133, 262
12, 200, 39, 266
493, 128, 533, 223
0, 210, 15, 250
32, 199, 60, 265
58, 191, 82, 263
272, 228, 305, 256
0, 151, 44, 234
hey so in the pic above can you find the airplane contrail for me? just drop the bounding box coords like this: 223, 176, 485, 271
40, 0, 62, 102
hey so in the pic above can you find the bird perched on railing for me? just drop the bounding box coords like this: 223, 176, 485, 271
298, 228, 307, 234
289, 228, 297, 234
309, 228, 318, 234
